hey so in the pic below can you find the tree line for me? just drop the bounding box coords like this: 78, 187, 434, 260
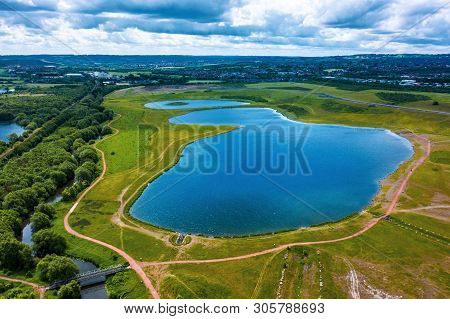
0, 81, 116, 298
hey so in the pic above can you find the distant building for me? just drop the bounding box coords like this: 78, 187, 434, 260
399, 79, 417, 86
88, 71, 111, 79
65, 73, 83, 77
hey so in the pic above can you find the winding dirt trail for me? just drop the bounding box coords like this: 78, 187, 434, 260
0, 275, 45, 299
343, 259, 360, 299
140, 137, 431, 268
63, 116, 160, 299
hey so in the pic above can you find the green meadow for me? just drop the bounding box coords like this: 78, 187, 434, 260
59, 82, 449, 298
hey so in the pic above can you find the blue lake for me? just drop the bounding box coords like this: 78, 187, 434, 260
131, 103, 413, 236
145, 99, 249, 109
0, 122, 25, 142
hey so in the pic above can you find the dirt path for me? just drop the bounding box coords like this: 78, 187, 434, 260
0, 275, 45, 299
343, 259, 360, 299
140, 137, 431, 268
63, 115, 160, 299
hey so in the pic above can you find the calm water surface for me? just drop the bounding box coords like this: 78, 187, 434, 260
72, 259, 107, 299
132, 102, 413, 236
145, 99, 249, 109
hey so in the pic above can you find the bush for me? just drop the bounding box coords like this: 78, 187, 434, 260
37, 254, 78, 282
0, 210, 21, 237
62, 187, 77, 201
321, 100, 391, 114
31, 211, 52, 232
0, 235, 33, 270
221, 95, 268, 103
77, 147, 99, 164
34, 203, 56, 219
101, 126, 113, 136
430, 151, 450, 165
32, 229, 67, 257
4, 286, 36, 299
375, 92, 430, 103
57, 280, 81, 299
278, 104, 309, 117
0, 281, 14, 293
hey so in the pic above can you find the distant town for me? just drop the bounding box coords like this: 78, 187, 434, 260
1, 55, 448, 96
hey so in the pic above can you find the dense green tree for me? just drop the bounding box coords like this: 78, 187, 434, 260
0, 209, 21, 237
0, 235, 33, 270
78, 147, 99, 164
47, 170, 67, 186
74, 167, 93, 183
0, 281, 14, 293
101, 126, 113, 136
34, 203, 56, 219
36, 254, 78, 282
72, 138, 86, 150
57, 280, 81, 299
25, 122, 38, 131
59, 161, 77, 180
30, 211, 51, 232
4, 287, 36, 299
7, 133, 20, 143
31, 182, 51, 199
32, 229, 67, 257
61, 187, 77, 201
0, 111, 14, 121
2, 188, 38, 217
77, 126, 100, 142
76, 118, 92, 129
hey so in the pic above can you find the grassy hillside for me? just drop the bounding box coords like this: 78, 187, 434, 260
63, 82, 449, 298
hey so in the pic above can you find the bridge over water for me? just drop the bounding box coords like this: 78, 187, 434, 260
47, 264, 129, 290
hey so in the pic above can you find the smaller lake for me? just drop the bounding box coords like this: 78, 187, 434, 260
145, 99, 249, 109
0, 122, 25, 142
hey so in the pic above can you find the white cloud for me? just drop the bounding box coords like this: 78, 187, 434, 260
0, 0, 448, 55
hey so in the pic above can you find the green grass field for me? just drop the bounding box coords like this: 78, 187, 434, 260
61, 82, 449, 298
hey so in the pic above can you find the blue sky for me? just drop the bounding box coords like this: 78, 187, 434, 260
0, 0, 449, 55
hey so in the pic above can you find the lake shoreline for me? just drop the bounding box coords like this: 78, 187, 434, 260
124, 100, 414, 238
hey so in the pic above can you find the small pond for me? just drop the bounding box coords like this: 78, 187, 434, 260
145, 99, 249, 109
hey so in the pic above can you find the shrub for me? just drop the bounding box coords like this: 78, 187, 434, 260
101, 126, 113, 136
31, 211, 52, 232
0, 235, 33, 270
375, 92, 430, 103
32, 229, 67, 257
34, 203, 56, 219
37, 254, 78, 282
57, 280, 81, 299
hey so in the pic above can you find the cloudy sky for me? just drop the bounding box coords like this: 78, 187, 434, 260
0, 0, 449, 56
